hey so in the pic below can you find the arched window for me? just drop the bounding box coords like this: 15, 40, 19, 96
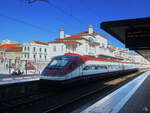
88, 37, 94, 43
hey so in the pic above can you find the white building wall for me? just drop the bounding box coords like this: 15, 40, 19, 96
95, 35, 107, 48
48, 43, 65, 59
21, 43, 49, 62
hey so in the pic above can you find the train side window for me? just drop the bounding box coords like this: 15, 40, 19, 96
99, 65, 107, 69
109, 65, 113, 69
95, 66, 100, 70
83, 66, 89, 70
104, 65, 107, 69
91, 66, 96, 70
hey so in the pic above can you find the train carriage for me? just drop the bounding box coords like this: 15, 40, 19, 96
40, 53, 144, 86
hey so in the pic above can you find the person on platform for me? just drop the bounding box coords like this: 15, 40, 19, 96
18, 64, 21, 75
12, 68, 17, 76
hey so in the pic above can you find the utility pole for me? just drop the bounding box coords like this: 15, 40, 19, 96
9, 59, 11, 74
26, 60, 27, 75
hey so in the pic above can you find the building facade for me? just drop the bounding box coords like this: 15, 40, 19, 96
0, 44, 22, 67
21, 41, 49, 73
21, 41, 49, 62
48, 25, 114, 59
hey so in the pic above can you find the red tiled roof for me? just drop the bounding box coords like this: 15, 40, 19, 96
63, 40, 81, 44
48, 39, 64, 43
32, 41, 48, 45
76, 31, 89, 36
0, 44, 20, 50
76, 31, 108, 39
49, 39, 81, 44
48, 30, 108, 43
6, 47, 22, 52
63, 34, 85, 40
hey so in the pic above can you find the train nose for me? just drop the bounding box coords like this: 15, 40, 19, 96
42, 69, 61, 76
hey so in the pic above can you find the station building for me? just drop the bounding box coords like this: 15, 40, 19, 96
48, 25, 114, 59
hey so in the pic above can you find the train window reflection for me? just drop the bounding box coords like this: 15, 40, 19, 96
83, 65, 108, 70
48, 59, 69, 69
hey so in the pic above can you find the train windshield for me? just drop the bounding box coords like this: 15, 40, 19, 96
47, 59, 69, 69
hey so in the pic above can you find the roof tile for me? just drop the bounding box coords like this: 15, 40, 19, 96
32, 41, 48, 45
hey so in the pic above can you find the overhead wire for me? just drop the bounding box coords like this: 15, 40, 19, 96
80, 0, 101, 19
0, 0, 101, 37
26, 0, 85, 32
0, 12, 57, 34
79, 0, 102, 31
47, 1, 89, 28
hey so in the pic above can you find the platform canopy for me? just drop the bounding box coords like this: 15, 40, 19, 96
101, 17, 150, 61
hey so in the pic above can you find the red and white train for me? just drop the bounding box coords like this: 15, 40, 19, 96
40, 53, 149, 85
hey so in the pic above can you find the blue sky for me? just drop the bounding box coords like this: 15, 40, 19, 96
0, 0, 150, 48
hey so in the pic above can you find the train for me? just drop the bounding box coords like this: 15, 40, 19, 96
40, 53, 149, 85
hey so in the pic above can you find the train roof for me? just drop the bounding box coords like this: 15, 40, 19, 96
54, 54, 82, 60
65, 53, 140, 64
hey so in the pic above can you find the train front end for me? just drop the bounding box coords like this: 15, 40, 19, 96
40, 54, 84, 86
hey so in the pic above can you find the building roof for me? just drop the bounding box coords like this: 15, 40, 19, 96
76, 31, 108, 39
63, 34, 88, 41
6, 47, 22, 52
48, 39, 81, 44
76, 31, 89, 36
49, 29, 108, 44
32, 41, 48, 45
0, 44, 20, 50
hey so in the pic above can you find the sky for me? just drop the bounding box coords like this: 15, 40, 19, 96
0, 0, 150, 48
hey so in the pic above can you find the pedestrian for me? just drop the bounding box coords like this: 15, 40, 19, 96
18, 64, 21, 75
12, 67, 17, 76
6, 64, 8, 69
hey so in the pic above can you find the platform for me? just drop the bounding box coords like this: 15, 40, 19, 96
0, 75, 40, 85
80, 70, 150, 113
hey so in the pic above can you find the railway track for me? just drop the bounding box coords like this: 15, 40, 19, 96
0, 69, 148, 113
43, 70, 148, 113
43, 85, 110, 113
0, 92, 49, 112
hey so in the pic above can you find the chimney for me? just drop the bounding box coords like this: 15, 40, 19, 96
88, 25, 93, 34
60, 28, 64, 39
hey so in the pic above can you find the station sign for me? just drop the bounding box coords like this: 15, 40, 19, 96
125, 27, 150, 50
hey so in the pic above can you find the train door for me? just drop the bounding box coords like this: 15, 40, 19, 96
69, 60, 80, 78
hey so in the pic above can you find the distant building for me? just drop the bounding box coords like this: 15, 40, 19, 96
107, 44, 150, 64
114, 47, 131, 61
0, 44, 22, 66
132, 54, 149, 64
21, 41, 49, 73
21, 41, 49, 62
0, 39, 18, 45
